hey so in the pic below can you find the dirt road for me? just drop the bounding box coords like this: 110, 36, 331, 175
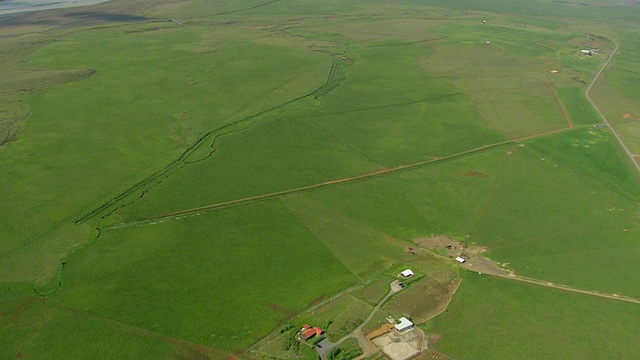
585, 39, 640, 173
317, 281, 402, 360
459, 259, 640, 305
496, 273, 640, 305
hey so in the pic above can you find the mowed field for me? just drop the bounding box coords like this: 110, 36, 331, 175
1, 0, 639, 359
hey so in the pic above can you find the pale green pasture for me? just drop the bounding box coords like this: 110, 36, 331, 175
424, 35, 568, 137
468, 129, 640, 297
615, 121, 640, 155
0, 20, 330, 286
111, 112, 381, 221
426, 274, 640, 360
56, 201, 356, 352
556, 87, 601, 125
0, 298, 183, 360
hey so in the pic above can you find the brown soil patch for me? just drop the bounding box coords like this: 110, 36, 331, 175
268, 304, 295, 318
415, 235, 511, 276
405, 245, 425, 255
308, 295, 325, 307
462, 171, 487, 178
337, 54, 352, 63
417, 349, 454, 360
415, 236, 464, 258
462, 256, 512, 277
367, 323, 395, 340
464, 246, 487, 257
623, 113, 639, 120
427, 333, 442, 345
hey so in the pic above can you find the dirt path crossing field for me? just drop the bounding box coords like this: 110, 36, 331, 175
585, 39, 640, 173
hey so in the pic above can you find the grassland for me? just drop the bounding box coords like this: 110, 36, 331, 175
0, 298, 186, 359
426, 273, 640, 360
55, 201, 356, 352
1, 0, 639, 359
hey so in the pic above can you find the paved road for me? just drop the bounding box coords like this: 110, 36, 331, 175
584, 39, 640, 173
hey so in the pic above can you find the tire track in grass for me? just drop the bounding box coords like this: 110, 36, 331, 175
75, 60, 343, 224
302, 117, 387, 169
104, 128, 579, 230
51, 300, 230, 358
548, 77, 573, 129
104, 141, 513, 230
500, 274, 640, 305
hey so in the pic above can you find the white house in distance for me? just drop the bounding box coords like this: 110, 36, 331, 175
455, 256, 466, 264
400, 269, 414, 278
395, 317, 414, 332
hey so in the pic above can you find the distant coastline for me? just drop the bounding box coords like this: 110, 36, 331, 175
0, 0, 112, 16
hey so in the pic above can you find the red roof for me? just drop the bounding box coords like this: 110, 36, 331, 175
301, 326, 325, 340
302, 328, 317, 340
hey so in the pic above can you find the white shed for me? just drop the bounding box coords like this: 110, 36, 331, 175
400, 269, 414, 278
395, 317, 414, 332
455, 256, 466, 264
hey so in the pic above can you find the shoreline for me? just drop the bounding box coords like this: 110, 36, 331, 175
0, 0, 113, 16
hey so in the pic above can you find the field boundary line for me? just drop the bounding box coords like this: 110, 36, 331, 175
548, 78, 573, 129
421, 246, 640, 305
302, 117, 386, 168
104, 140, 514, 230
585, 38, 640, 174
52, 301, 228, 357
490, 273, 640, 305
106, 128, 581, 230
75, 58, 342, 224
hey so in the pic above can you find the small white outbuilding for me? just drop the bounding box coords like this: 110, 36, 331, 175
455, 256, 466, 264
395, 317, 414, 332
400, 269, 414, 278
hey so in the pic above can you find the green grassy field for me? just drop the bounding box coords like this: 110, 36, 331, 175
0, 298, 189, 359
1, 0, 639, 358
556, 87, 602, 126
54, 200, 356, 352
426, 273, 640, 360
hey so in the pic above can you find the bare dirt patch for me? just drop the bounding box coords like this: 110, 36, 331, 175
371, 327, 426, 360
418, 349, 454, 360
426, 333, 442, 345
308, 295, 325, 307
414, 235, 511, 276
462, 256, 512, 277
463, 171, 487, 178
414, 236, 464, 258
367, 323, 395, 340
268, 304, 295, 319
